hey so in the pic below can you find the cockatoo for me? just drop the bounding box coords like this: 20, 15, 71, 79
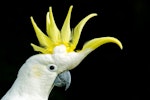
1, 5, 123, 100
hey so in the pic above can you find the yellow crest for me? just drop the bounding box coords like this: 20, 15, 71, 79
30, 5, 123, 54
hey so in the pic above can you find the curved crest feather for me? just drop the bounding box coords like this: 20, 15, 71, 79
30, 5, 123, 54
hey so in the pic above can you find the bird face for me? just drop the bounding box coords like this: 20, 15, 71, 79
21, 44, 90, 90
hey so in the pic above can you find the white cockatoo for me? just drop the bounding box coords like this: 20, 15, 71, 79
1, 5, 123, 100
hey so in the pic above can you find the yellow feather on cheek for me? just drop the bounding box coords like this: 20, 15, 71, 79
32, 65, 43, 77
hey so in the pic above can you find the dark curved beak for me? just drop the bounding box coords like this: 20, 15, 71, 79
54, 71, 71, 90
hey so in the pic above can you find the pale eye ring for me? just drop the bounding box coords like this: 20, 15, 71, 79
48, 64, 57, 71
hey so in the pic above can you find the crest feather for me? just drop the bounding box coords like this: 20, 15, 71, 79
47, 7, 61, 44
30, 43, 49, 53
71, 13, 98, 50
30, 17, 53, 47
61, 6, 73, 44
82, 37, 123, 52
30, 6, 122, 54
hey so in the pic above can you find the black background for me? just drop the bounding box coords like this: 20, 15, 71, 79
0, 0, 149, 100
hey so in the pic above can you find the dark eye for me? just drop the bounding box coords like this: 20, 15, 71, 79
49, 65, 55, 70
48, 64, 57, 71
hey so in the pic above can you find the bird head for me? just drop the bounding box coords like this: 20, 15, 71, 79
29, 5, 123, 91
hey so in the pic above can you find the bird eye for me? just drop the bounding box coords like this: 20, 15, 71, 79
48, 64, 57, 71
